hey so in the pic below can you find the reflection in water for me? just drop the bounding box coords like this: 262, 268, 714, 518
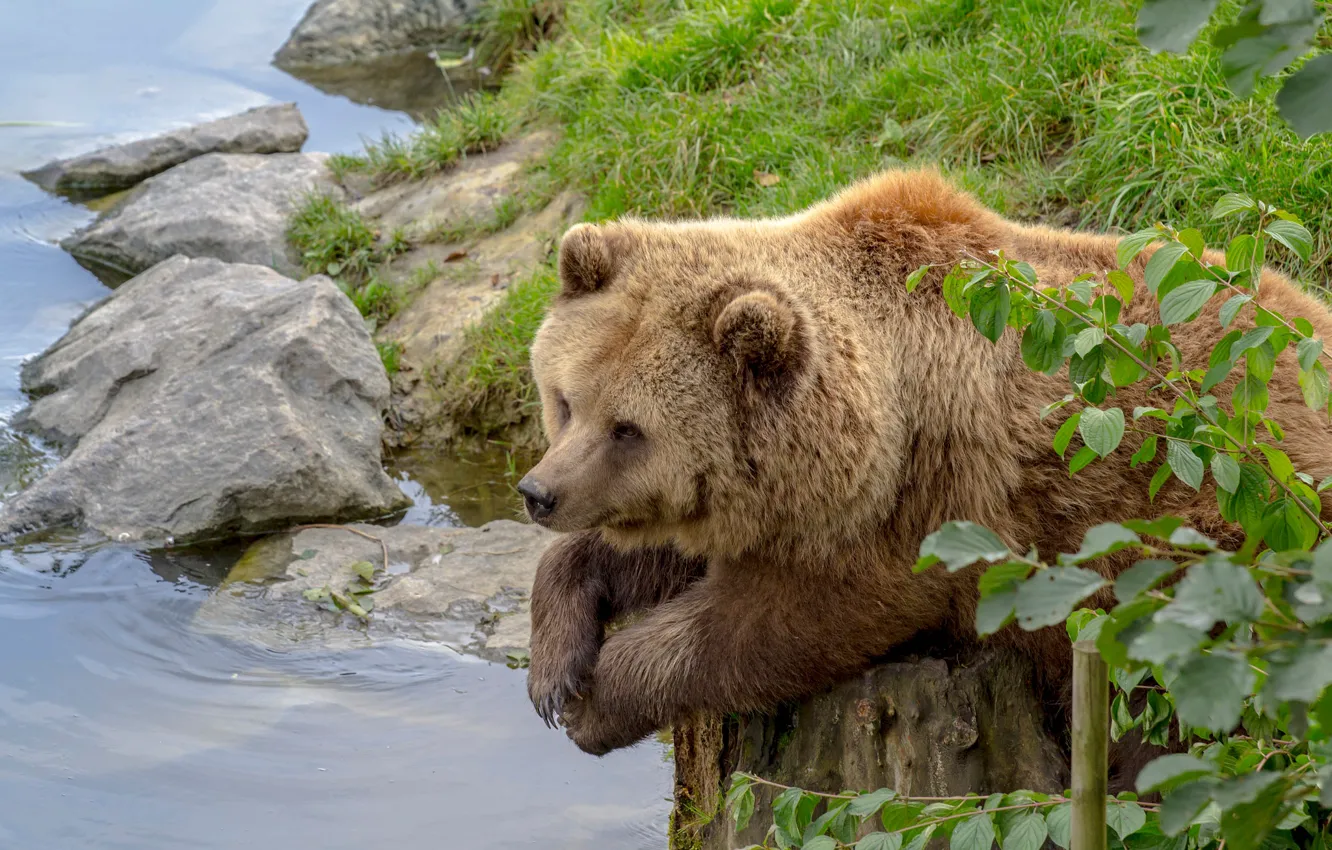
0, 542, 671, 849
277, 51, 488, 121
390, 442, 536, 528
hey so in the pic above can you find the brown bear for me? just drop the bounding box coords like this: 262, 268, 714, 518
517, 168, 1332, 766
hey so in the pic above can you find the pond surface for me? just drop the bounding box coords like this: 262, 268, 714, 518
0, 3, 671, 847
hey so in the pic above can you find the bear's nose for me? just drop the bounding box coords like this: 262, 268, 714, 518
517, 475, 558, 522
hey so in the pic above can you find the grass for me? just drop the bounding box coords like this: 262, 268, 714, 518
287, 193, 380, 280
497, 0, 1332, 278
435, 263, 561, 435
377, 341, 403, 377
332, 92, 512, 184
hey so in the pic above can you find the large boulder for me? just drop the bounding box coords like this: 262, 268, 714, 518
60, 152, 339, 284
671, 651, 1067, 849
274, 0, 485, 69
21, 103, 309, 197
0, 255, 409, 543
195, 519, 553, 659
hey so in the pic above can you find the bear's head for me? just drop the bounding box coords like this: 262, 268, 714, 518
519, 215, 907, 559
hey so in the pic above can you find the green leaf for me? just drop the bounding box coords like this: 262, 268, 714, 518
1053, 413, 1082, 459
1217, 463, 1270, 532
943, 268, 972, 318
1159, 779, 1217, 836
1214, 2, 1321, 98
350, 560, 376, 582
1170, 650, 1255, 732
1014, 567, 1108, 630
1118, 228, 1162, 268
1079, 408, 1126, 458
1300, 361, 1329, 410
978, 562, 1033, 596
1115, 559, 1177, 602
1062, 523, 1141, 564
950, 812, 995, 850
1264, 641, 1332, 702
1149, 461, 1173, 501
1137, 0, 1221, 52
1045, 803, 1072, 850
727, 776, 756, 830
1137, 755, 1219, 795
1021, 310, 1066, 374
905, 265, 930, 293
1074, 326, 1105, 357
1144, 243, 1190, 294
1275, 53, 1332, 140
773, 787, 817, 846
1166, 439, 1204, 491
1213, 193, 1258, 220
1264, 497, 1320, 552
1107, 801, 1147, 840
1127, 620, 1206, 664
917, 522, 1010, 572
976, 588, 1017, 636
1158, 559, 1264, 629
1177, 228, 1206, 259
999, 811, 1047, 850
1211, 453, 1241, 493
970, 282, 1011, 344
1159, 280, 1217, 325
857, 834, 903, 850
1108, 270, 1135, 305
1213, 773, 1290, 850
1297, 336, 1323, 370
1265, 219, 1313, 263
1069, 445, 1099, 475
848, 789, 898, 818
1131, 435, 1159, 469
1225, 235, 1257, 274
804, 837, 837, 850
303, 587, 331, 602
1257, 443, 1296, 483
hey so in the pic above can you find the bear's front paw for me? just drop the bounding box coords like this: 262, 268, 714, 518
559, 692, 656, 756
527, 629, 599, 729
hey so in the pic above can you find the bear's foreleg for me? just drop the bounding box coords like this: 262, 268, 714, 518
559, 570, 934, 755
528, 529, 707, 728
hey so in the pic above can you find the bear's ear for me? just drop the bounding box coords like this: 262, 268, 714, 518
713, 289, 808, 391
558, 224, 619, 296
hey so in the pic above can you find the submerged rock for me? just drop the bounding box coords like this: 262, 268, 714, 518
0, 255, 408, 543
195, 519, 553, 659
21, 103, 309, 197
274, 0, 484, 69
61, 152, 339, 284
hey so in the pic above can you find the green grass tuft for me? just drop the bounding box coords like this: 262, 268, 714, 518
287, 193, 380, 280
474, 0, 564, 75
438, 263, 560, 433
358, 92, 513, 184
377, 340, 403, 377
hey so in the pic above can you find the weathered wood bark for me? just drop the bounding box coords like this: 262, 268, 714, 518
670, 649, 1069, 850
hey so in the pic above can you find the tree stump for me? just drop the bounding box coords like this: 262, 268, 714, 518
670, 649, 1069, 849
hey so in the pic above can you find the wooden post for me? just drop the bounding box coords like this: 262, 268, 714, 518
1071, 641, 1108, 850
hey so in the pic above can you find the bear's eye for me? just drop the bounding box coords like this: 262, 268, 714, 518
611, 421, 643, 441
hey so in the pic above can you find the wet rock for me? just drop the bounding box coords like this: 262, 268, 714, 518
671, 651, 1067, 849
21, 103, 309, 197
61, 152, 339, 284
277, 49, 483, 120
274, 0, 485, 69
0, 255, 409, 543
194, 519, 553, 659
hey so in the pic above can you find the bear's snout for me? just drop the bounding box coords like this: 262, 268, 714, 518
518, 475, 558, 524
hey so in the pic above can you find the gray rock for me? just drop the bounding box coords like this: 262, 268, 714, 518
194, 520, 553, 659
0, 255, 409, 543
274, 0, 484, 68
21, 104, 309, 196
61, 152, 339, 284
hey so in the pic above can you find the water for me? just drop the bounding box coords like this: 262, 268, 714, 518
0, 4, 671, 847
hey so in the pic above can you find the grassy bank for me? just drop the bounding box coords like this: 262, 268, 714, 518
320, 0, 1332, 439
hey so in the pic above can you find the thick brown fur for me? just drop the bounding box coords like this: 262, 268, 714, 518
521, 169, 1332, 783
